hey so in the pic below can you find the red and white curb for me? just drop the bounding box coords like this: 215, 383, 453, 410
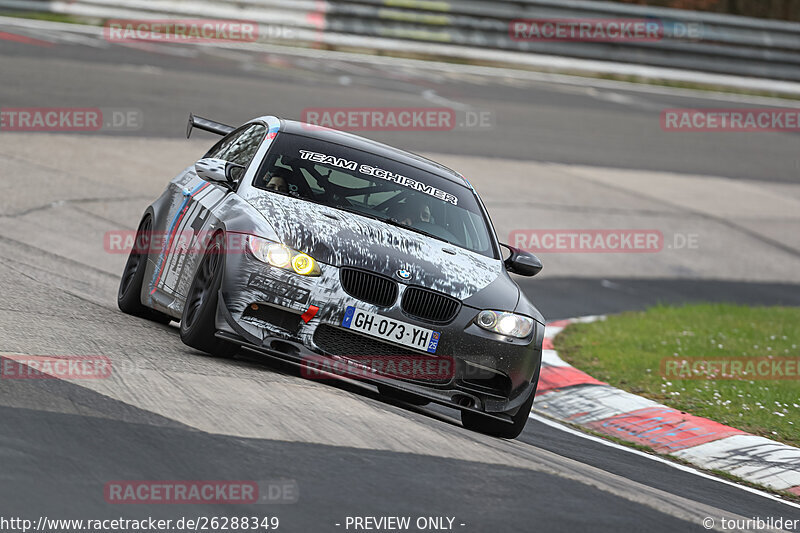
533, 317, 800, 497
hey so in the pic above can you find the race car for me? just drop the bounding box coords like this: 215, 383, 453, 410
118, 114, 545, 438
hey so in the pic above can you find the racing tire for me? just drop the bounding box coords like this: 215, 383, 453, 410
117, 215, 172, 324
179, 232, 238, 358
460, 384, 536, 439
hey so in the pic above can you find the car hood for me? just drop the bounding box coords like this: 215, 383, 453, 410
244, 192, 510, 302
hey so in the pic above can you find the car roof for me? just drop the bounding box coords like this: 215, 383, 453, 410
274, 119, 471, 188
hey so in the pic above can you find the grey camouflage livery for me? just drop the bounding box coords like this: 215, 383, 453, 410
129, 115, 545, 437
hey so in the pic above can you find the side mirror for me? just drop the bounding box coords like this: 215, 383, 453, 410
501, 244, 542, 277
195, 158, 245, 187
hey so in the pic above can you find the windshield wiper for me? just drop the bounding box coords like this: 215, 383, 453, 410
333, 205, 450, 244
384, 217, 451, 244
332, 204, 384, 223
262, 192, 452, 245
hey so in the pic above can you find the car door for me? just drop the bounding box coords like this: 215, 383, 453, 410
148, 122, 268, 311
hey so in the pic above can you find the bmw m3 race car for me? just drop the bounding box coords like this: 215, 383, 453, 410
118, 114, 545, 438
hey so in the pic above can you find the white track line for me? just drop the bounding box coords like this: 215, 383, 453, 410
529, 412, 800, 510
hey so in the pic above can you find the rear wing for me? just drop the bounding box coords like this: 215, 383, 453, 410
186, 113, 235, 138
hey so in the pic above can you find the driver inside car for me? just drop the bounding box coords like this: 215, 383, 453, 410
265, 173, 290, 194
400, 201, 434, 227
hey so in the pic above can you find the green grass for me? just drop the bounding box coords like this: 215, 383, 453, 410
0, 11, 94, 24
554, 304, 800, 448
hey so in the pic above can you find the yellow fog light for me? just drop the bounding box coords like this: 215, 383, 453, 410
292, 253, 316, 275
247, 236, 321, 276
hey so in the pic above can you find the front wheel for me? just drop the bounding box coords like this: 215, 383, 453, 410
179, 232, 238, 358
117, 215, 172, 324
461, 385, 536, 439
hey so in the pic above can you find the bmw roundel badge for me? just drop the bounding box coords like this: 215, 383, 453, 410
397, 269, 412, 280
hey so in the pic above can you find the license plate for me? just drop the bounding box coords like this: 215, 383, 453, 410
341, 306, 440, 354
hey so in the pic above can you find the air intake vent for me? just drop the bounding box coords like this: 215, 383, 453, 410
312, 325, 449, 383
401, 287, 460, 324
313, 324, 424, 357
340, 268, 398, 307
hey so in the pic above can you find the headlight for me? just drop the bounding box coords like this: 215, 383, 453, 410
475, 310, 534, 338
247, 236, 321, 276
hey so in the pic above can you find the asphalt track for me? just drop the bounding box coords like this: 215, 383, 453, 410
1, 18, 800, 532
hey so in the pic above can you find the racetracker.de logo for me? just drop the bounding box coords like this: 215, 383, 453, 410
661, 109, 800, 132
104, 230, 250, 255
104, 19, 259, 43
301, 355, 455, 382
662, 357, 800, 380
302, 108, 469, 132
0, 108, 142, 132
511, 18, 662, 42
1, 108, 100, 132
1, 355, 112, 380
510, 230, 664, 253
104, 480, 299, 504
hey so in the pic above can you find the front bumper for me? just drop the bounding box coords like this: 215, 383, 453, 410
217, 252, 543, 416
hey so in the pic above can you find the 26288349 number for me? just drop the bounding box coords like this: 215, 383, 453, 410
194, 516, 279, 530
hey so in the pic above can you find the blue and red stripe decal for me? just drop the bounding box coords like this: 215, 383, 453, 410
150, 182, 210, 294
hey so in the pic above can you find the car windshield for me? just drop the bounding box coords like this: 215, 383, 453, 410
253, 132, 496, 258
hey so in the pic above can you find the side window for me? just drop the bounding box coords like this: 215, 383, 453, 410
205, 131, 238, 160
204, 123, 267, 181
